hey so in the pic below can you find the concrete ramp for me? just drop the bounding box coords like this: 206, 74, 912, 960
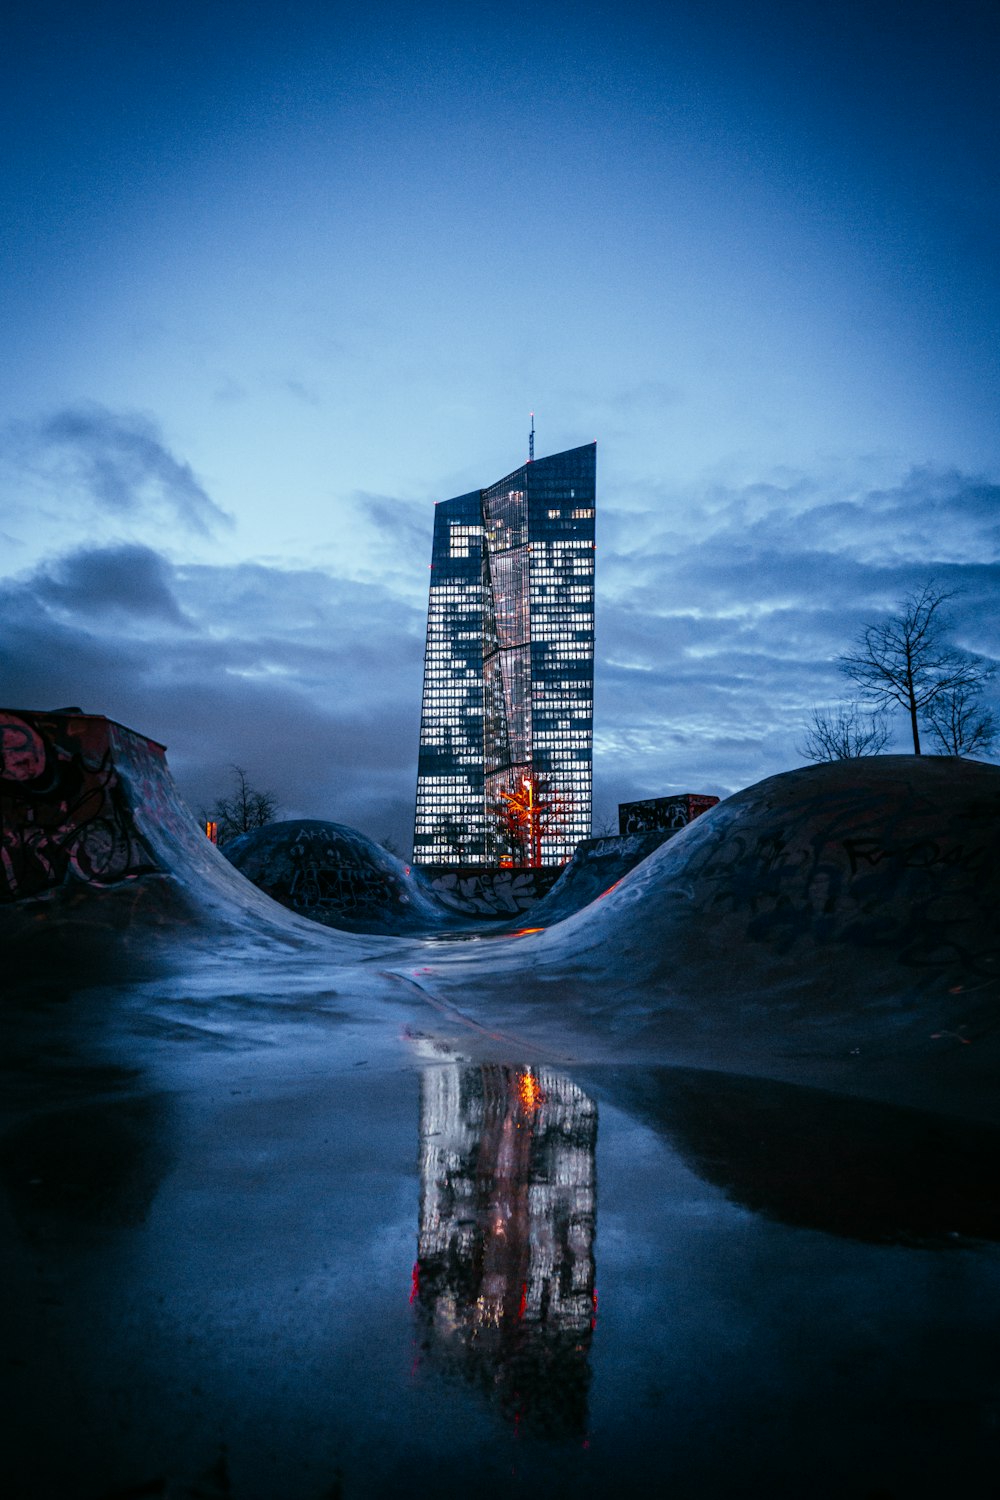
520, 831, 670, 928
0, 710, 349, 964
224, 819, 461, 936
579, 754, 1000, 1013
423, 756, 1000, 1063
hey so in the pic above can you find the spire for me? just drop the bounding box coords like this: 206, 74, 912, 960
528, 411, 535, 463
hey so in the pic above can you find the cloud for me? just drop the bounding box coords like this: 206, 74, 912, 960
302, 489, 435, 601
589, 464, 1000, 808
0, 544, 426, 849
33, 543, 192, 627
353, 491, 432, 559
12, 403, 233, 536
282, 378, 321, 407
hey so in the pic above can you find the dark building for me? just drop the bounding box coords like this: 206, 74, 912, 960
617, 792, 720, 836
413, 443, 596, 866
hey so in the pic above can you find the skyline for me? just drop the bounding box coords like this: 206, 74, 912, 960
1, 0, 998, 849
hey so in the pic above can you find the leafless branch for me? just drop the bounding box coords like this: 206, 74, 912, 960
839, 582, 989, 753
921, 681, 998, 757
799, 704, 891, 762
211, 764, 280, 845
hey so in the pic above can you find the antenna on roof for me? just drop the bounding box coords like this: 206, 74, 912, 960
529, 412, 535, 463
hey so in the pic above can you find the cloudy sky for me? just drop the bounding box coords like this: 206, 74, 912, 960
2, 0, 998, 847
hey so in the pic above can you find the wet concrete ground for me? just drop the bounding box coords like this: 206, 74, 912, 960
3, 954, 1000, 1500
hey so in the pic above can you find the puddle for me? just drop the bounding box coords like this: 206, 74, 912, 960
4, 1032, 1000, 1498
414, 1063, 597, 1439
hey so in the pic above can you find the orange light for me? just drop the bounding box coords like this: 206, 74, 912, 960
205, 820, 218, 844
508, 926, 545, 936
518, 1070, 544, 1111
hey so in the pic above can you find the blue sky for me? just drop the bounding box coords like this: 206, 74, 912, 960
2, 0, 998, 846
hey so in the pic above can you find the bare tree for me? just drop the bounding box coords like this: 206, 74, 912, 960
490, 772, 572, 867
921, 681, 998, 758
799, 703, 891, 762
839, 583, 990, 755
211, 765, 279, 845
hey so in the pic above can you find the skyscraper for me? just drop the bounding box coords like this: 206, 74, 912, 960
413, 442, 596, 866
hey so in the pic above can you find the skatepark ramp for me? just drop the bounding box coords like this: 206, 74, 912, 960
0, 709, 340, 953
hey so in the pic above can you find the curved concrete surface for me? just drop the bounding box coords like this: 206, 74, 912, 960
417, 756, 1000, 1070
224, 818, 457, 935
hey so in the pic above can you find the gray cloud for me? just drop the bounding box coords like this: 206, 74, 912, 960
0, 545, 425, 850
591, 465, 1000, 809
348, 490, 434, 577
283, 378, 321, 407
33, 543, 192, 627
17, 403, 233, 535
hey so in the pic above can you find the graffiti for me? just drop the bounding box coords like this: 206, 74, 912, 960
618, 792, 719, 836
287, 840, 401, 918
289, 863, 397, 915
225, 822, 415, 929
1, 711, 161, 902
842, 836, 985, 877
413, 1063, 597, 1437
423, 865, 560, 917
671, 770, 1000, 981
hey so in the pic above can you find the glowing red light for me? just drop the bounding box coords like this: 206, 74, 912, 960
410, 1262, 420, 1304
518, 1070, 545, 1111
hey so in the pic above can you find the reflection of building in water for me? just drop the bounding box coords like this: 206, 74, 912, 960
414, 1063, 597, 1437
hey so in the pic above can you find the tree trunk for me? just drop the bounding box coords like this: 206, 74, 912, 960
905, 651, 921, 754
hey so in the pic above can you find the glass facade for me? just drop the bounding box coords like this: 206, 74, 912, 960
414, 444, 596, 866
